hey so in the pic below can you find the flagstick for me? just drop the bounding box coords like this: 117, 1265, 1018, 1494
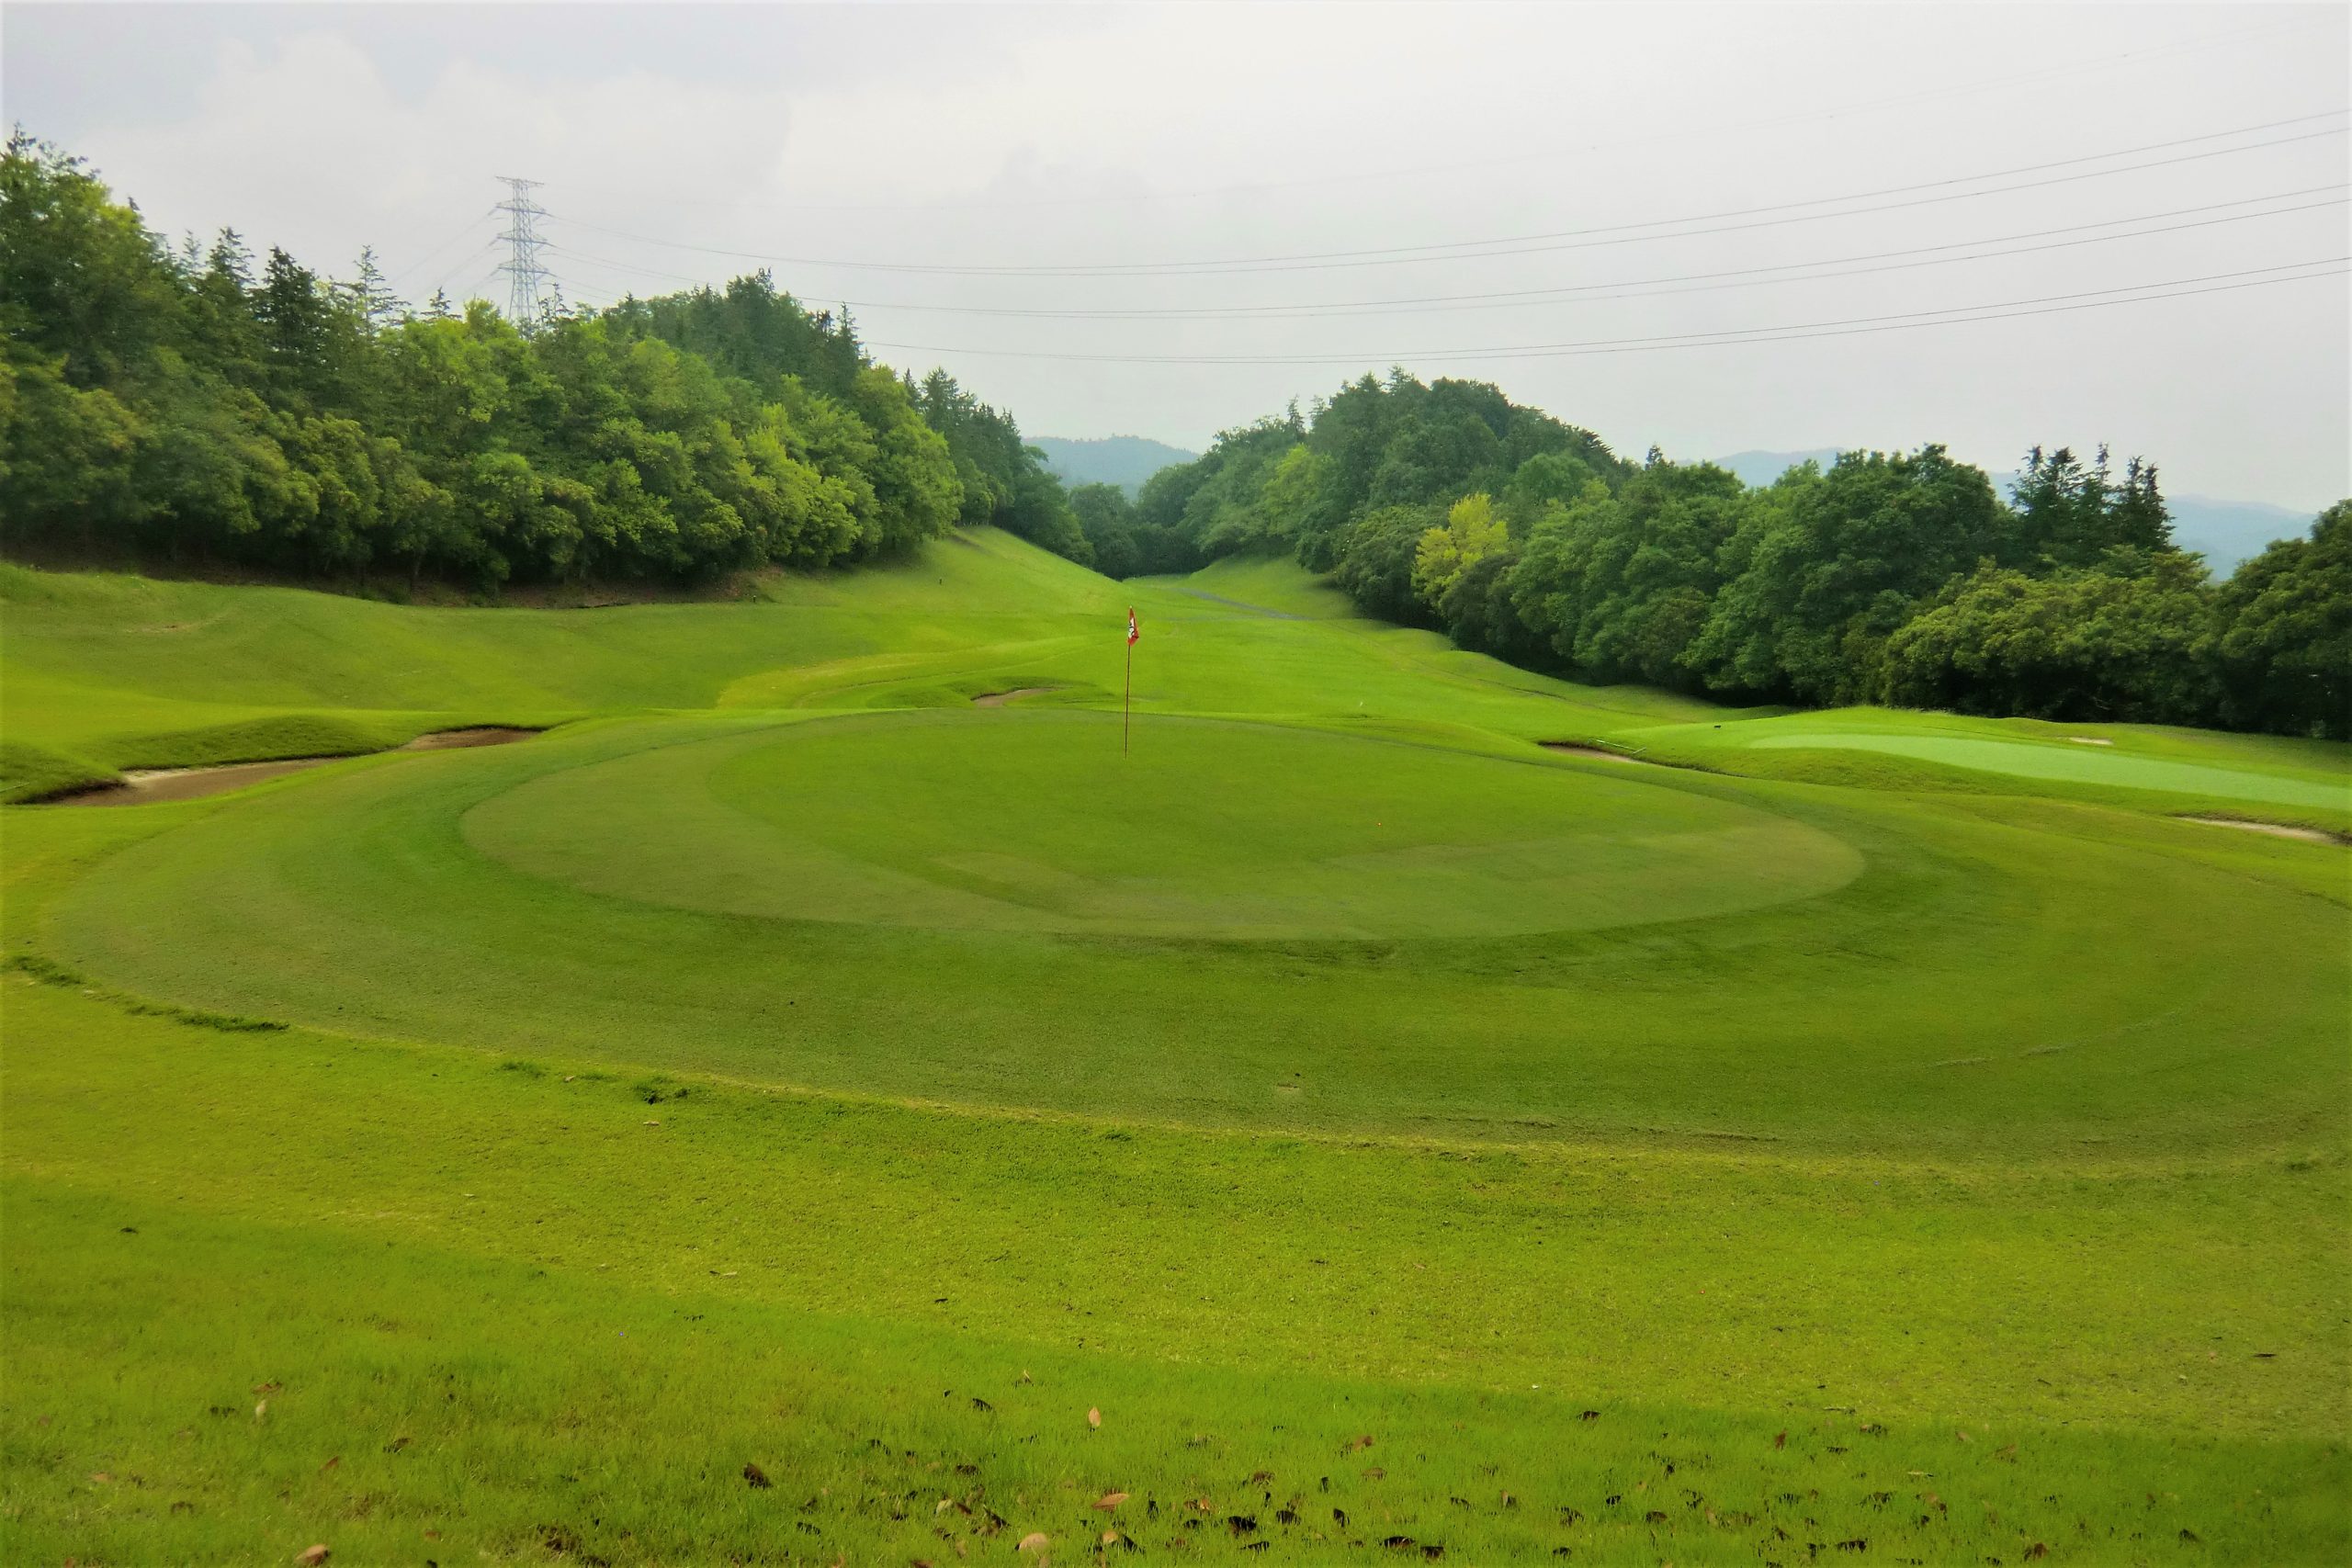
1124, 636, 1133, 757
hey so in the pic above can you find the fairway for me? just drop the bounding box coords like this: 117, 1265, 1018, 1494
4, 532, 2347, 1565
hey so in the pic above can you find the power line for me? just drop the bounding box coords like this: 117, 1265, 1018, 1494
860, 258, 2348, 367
558, 112, 2347, 279
387, 207, 501, 289
594, 12, 2331, 217
543, 186, 2346, 322
424, 236, 507, 301
495, 175, 554, 328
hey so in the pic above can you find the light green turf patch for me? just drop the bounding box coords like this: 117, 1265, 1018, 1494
1749, 731, 2349, 810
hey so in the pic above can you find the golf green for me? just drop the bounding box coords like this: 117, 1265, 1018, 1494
465, 711, 1862, 938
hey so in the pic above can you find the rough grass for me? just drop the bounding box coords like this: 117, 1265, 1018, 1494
4, 984, 2345, 1564
2, 536, 2346, 1562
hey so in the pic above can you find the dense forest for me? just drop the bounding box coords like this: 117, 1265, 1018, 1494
0, 134, 1091, 586
3, 134, 2343, 738
1091, 376, 2346, 739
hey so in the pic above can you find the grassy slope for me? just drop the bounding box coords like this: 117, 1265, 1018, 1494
3, 536, 2347, 1564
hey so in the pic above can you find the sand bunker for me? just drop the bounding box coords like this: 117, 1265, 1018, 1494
2179, 815, 2346, 845
1538, 742, 1652, 764
2065, 737, 2114, 746
56, 758, 340, 807
971, 687, 1057, 707
44, 727, 538, 807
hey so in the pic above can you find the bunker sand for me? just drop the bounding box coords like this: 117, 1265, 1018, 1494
2180, 814, 2347, 845
45, 726, 539, 806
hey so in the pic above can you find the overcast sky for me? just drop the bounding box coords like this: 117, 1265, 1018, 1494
7, 2, 2346, 509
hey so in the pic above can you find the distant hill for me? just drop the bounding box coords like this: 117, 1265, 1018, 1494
2159, 493, 2319, 572
1033, 435, 1198, 495
1713, 449, 1845, 489
1710, 449, 2318, 573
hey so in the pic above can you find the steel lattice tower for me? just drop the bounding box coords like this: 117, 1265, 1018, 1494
494, 176, 553, 328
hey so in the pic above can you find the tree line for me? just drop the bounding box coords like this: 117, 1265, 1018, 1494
0, 134, 1094, 588
1079, 371, 2346, 739
3, 134, 2340, 738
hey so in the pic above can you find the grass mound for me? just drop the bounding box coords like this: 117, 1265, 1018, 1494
0, 739, 113, 803
107, 712, 399, 771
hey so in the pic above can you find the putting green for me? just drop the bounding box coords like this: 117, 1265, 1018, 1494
463, 711, 1862, 938
1751, 730, 2350, 808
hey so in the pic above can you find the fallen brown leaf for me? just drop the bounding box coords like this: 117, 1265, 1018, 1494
1017, 1531, 1050, 1552
1093, 1492, 1128, 1511
319, 1456, 339, 1472
296, 1547, 330, 1566
1087, 1407, 1102, 1429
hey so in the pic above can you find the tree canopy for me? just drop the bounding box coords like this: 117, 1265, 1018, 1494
1125, 373, 2346, 739
0, 134, 1091, 589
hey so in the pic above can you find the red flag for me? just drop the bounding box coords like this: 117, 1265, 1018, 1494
1126, 607, 1139, 645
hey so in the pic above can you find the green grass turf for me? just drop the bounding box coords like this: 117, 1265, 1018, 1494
1611, 707, 2352, 836
36, 713, 2344, 1156
3, 533, 2347, 1562
468, 710, 1864, 939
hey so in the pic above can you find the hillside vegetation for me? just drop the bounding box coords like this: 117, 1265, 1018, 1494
2, 528, 2346, 1563
1102, 378, 2348, 739
0, 135, 1096, 588
10, 133, 2343, 744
